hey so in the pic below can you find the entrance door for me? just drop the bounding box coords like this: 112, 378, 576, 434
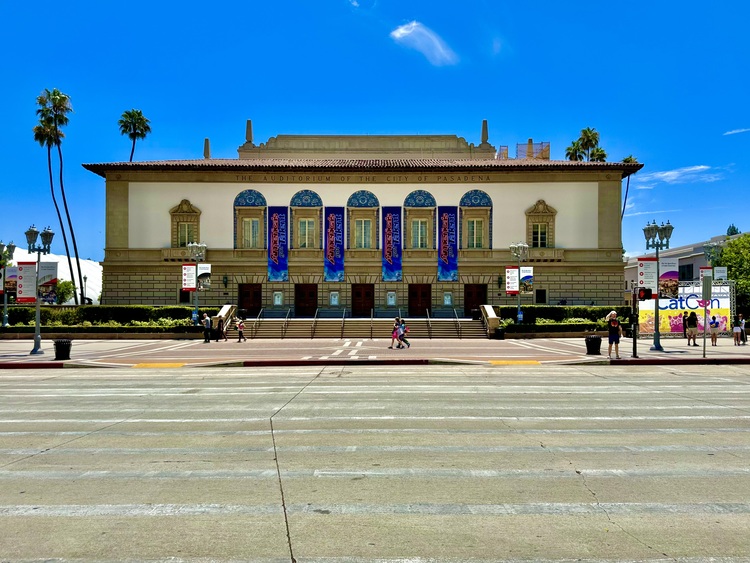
408, 284, 431, 317
238, 283, 263, 318
295, 284, 318, 317
351, 283, 374, 317
464, 284, 488, 317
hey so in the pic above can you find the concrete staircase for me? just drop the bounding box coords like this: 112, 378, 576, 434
226, 317, 488, 339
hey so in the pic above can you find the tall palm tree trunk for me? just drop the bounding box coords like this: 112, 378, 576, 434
129, 138, 136, 162
46, 146, 77, 304
56, 143, 85, 304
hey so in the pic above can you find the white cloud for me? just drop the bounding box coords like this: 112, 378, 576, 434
623, 208, 683, 218
349, 0, 359, 6
390, 21, 458, 66
723, 128, 750, 136
635, 165, 722, 185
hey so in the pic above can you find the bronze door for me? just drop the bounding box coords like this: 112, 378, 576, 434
238, 283, 263, 318
408, 284, 431, 317
351, 283, 374, 317
294, 284, 318, 317
464, 284, 488, 317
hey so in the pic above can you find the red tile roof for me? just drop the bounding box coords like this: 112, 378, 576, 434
83, 158, 643, 178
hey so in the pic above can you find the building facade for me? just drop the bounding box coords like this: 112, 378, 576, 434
84, 121, 642, 317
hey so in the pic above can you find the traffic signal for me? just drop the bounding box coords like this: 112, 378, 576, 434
637, 287, 652, 300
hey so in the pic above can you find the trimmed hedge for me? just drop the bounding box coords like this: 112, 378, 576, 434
5, 305, 220, 327
493, 305, 631, 324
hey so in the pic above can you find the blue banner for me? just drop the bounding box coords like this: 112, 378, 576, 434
324, 207, 345, 282
438, 206, 458, 281
268, 206, 288, 282
382, 206, 402, 282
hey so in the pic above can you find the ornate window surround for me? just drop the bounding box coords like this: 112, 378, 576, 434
459, 190, 492, 250
347, 190, 379, 250
169, 199, 201, 248
404, 190, 436, 250
525, 199, 557, 248
234, 190, 267, 249
290, 190, 323, 250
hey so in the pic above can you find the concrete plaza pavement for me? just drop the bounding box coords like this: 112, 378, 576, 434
1, 333, 749, 368
1, 364, 749, 561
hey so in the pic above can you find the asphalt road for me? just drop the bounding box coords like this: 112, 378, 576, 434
1, 364, 750, 561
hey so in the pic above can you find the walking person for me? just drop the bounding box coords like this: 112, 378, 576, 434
236, 318, 247, 342
682, 311, 689, 339
389, 317, 400, 349
606, 311, 622, 360
733, 315, 742, 346
202, 313, 212, 343
215, 318, 228, 342
709, 315, 720, 346
686, 311, 699, 346
740, 313, 747, 345
398, 318, 411, 349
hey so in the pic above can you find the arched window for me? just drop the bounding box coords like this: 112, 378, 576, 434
234, 190, 267, 249
459, 190, 493, 249
290, 190, 323, 249
347, 190, 379, 249
404, 190, 436, 250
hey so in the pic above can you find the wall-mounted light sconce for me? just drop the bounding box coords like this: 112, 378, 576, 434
497, 275, 503, 289
222, 275, 228, 288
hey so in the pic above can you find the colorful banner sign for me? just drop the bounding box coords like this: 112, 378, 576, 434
268, 206, 289, 282
505, 266, 519, 295
520, 266, 534, 294
714, 266, 728, 280
16, 262, 36, 303
0, 268, 3, 295
324, 207, 345, 282
637, 257, 657, 297
38, 262, 58, 286
659, 257, 679, 298
197, 263, 212, 289
638, 283, 732, 334
2, 266, 18, 295
437, 206, 458, 281
182, 263, 197, 291
382, 206, 402, 282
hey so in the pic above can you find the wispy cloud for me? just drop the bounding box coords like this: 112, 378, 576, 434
623, 208, 683, 218
723, 128, 750, 136
390, 21, 458, 66
635, 165, 723, 185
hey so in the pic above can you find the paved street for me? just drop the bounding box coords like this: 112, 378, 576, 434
1, 364, 750, 561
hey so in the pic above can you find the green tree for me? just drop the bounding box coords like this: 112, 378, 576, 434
589, 147, 607, 162
579, 127, 600, 161
714, 233, 750, 310
727, 223, 741, 236
621, 155, 639, 220
565, 140, 584, 161
54, 280, 76, 304
35, 88, 84, 305
118, 109, 152, 162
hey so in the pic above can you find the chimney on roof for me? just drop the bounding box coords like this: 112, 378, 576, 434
481, 120, 489, 145
246, 120, 254, 146
203, 138, 211, 160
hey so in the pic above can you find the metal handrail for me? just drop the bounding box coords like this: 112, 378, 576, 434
341, 308, 347, 339
426, 308, 433, 339
453, 308, 462, 339
370, 308, 374, 340
311, 308, 319, 339
251, 308, 264, 339
282, 308, 292, 338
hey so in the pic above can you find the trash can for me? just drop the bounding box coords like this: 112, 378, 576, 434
585, 334, 602, 355
53, 339, 72, 360
494, 327, 505, 340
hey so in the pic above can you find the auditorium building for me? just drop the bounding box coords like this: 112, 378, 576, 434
83, 120, 642, 318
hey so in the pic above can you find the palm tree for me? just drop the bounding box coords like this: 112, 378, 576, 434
565, 140, 584, 161
33, 117, 77, 304
579, 127, 600, 161
36, 88, 84, 304
589, 147, 607, 162
621, 155, 638, 220
118, 109, 151, 162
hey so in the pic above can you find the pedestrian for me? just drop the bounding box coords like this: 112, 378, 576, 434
398, 318, 411, 349
606, 311, 622, 360
389, 317, 400, 349
686, 312, 699, 346
740, 313, 747, 345
733, 315, 742, 346
709, 315, 720, 346
202, 313, 212, 343
215, 318, 228, 342
682, 311, 689, 339
237, 318, 247, 342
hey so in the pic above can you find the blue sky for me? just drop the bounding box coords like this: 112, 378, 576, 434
2, 0, 748, 262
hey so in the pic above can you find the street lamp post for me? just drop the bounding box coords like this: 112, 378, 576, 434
643, 220, 674, 352
25, 225, 55, 355
187, 241, 207, 326
83, 275, 88, 303
0, 240, 16, 327
509, 241, 529, 324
